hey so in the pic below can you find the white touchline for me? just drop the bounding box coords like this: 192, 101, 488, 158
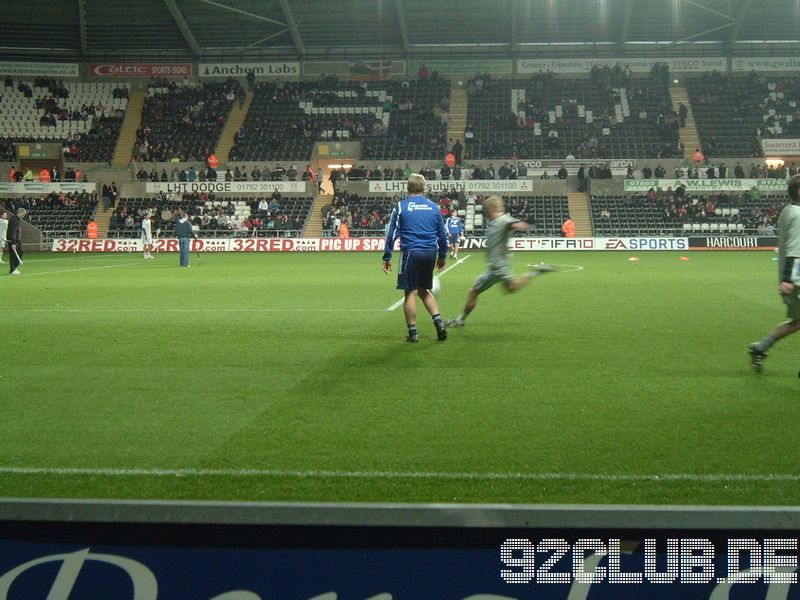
385, 255, 472, 312
17, 254, 113, 264
0, 262, 141, 278
13, 308, 379, 313
1, 465, 799, 483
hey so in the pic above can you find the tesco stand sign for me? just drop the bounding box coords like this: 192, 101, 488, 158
89, 63, 193, 77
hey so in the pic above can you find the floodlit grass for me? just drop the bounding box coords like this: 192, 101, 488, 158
1, 249, 797, 505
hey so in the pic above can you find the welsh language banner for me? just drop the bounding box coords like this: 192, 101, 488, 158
0, 182, 95, 194
624, 179, 788, 192
0, 61, 78, 78
761, 139, 800, 156
369, 180, 535, 193
302, 60, 406, 78
89, 63, 192, 78
145, 181, 308, 194
517, 57, 726, 74
409, 59, 513, 75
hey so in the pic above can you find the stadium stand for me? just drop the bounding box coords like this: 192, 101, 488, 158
326, 189, 568, 238
0, 78, 128, 162
466, 70, 679, 161
108, 195, 313, 239
590, 189, 787, 236
685, 72, 763, 158
132, 79, 239, 163
3, 192, 98, 240
229, 77, 450, 162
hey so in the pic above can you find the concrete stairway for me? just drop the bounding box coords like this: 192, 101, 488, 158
93, 202, 113, 238
303, 194, 330, 238
111, 90, 146, 168
215, 91, 254, 165
447, 87, 468, 152
669, 84, 702, 160
567, 192, 594, 236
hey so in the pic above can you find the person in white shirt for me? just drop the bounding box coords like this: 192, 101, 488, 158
141, 212, 154, 259
0, 211, 7, 263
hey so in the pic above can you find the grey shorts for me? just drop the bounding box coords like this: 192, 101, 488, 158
785, 292, 800, 320
472, 265, 513, 294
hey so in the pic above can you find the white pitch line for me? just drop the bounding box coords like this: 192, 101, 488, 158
13, 308, 378, 313
1, 465, 799, 483
385, 254, 472, 312
14, 254, 116, 264
1, 262, 140, 278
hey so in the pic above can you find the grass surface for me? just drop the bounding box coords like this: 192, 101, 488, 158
1, 249, 797, 505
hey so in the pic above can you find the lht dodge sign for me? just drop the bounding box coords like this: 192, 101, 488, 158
89, 63, 193, 77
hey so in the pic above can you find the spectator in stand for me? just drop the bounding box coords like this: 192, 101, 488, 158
678, 103, 688, 128
102, 184, 111, 211
453, 139, 463, 164
562, 216, 576, 238
642, 165, 653, 178
655, 165, 666, 178
557, 165, 568, 180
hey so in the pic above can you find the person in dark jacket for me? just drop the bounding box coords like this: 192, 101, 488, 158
175, 208, 196, 267
7, 207, 26, 275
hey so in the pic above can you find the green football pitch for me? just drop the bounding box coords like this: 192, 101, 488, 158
1, 249, 798, 506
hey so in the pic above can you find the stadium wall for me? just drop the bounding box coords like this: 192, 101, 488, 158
2, 498, 800, 598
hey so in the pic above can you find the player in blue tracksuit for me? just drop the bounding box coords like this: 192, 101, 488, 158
382, 174, 449, 343
445, 209, 464, 260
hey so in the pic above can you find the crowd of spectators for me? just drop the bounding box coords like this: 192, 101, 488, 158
688, 71, 763, 157
755, 74, 800, 138
7, 191, 96, 212
110, 191, 308, 238
324, 186, 465, 237
623, 185, 784, 232
230, 76, 449, 162
0, 77, 126, 162
133, 163, 317, 183
132, 78, 239, 162
465, 65, 679, 161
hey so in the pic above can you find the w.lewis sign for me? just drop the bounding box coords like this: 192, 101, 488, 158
624, 179, 789, 193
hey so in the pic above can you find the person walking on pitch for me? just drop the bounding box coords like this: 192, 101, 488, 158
749, 175, 800, 372
382, 173, 449, 343
7, 207, 26, 275
446, 195, 553, 328
445, 209, 465, 260
0, 210, 7, 263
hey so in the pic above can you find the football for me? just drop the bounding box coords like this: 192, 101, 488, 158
430, 276, 442, 297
